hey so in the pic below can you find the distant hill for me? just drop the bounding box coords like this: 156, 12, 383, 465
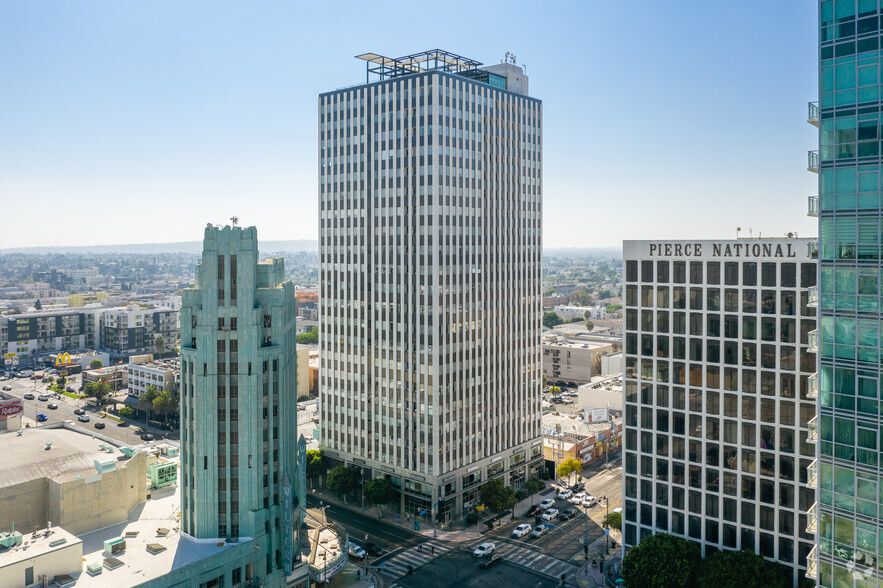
0, 240, 319, 255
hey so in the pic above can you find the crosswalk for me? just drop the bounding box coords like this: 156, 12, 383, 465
372, 540, 455, 583
467, 541, 578, 580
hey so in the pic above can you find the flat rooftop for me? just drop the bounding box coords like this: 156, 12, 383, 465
542, 412, 622, 439
0, 526, 82, 569
0, 426, 135, 489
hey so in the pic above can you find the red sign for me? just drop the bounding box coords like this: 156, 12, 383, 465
0, 403, 23, 418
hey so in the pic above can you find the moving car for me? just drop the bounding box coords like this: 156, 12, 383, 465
538, 498, 555, 510
38, 394, 50, 401
511, 524, 532, 538
47, 403, 58, 410
347, 543, 366, 560
582, 495, 598, 507
94, 422, 106, 429
364, 543, 384, 557
66, 386, 75, 393
36, 413, 48, 422
530, 525, 548, 538
560, 508, 577, 521
526, 505, 543, 517
542, 508, 559, 521
473, 542, 495, 558
140, 433, 155, 441
479, 554, 503, 569
74, 408, 86, 415
78, 414, 90, 422
1, 385, 11, 391
557, 488, 572, 500
570, 493, 587, 505
23, 393, 34, 400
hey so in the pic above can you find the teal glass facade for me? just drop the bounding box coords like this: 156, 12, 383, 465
814, 1, 883, 586
179, 225, 305, 586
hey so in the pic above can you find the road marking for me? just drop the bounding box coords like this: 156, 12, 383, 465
589, 498, 622, 524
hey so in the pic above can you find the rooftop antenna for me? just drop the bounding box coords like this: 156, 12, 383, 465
736, 227, 742, 239
503, 51, 510, 64
230, 216, 239, 227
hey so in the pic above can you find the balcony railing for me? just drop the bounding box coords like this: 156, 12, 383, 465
808, 329, 819, 352
805, 545, 819, 580
806, 502, 818, 533
808, 150, 820, 173
807, 286, 818, 308
807, 416, 819, 443
808, 101, 820, 127
808, 195, 819, 217
807, 372, 819, 399
808, 241, 818, 259
807, 458, 818, 488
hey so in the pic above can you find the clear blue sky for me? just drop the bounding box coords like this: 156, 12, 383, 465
0, 1, 818, 249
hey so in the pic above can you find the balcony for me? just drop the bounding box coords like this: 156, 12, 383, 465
807, 416, 819, 443
806, 458, 818, 488
808, 241, 819, 259
805, 545, 819, 580
807, 286, 818, 308
808, 195, 819, 217
806, 502, 818, 533
808, 150, 819, 173
808, 329, 819, 352
808, 101, 820, 127
807, 372, 818, 399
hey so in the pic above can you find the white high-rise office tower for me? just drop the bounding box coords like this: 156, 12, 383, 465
319, 50, 543, 522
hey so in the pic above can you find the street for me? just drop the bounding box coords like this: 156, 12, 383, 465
1, 374, 174, 446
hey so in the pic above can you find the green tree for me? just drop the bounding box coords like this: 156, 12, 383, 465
585, 319, 594, 331
525, 478, 543, 495
697, 550, 788, 588
606, 304, 622, 314
152, 389, 178, 426
363, 477, 396, 516
140, 385, 160, 425
557, 458, 582, 483
306, 450, 327, 487
119, 406, 135, 418
86, 380, 113, 414
297, 326, 319, 345
154, 334, 165, 354
479, 478, 517, 514
621, 533, 701, 588
90, 358, 103, 369
603, 510, 622, 531
45, 376, 55, 386
542, 311, 563, 329
326, 466, 359, 500
57, 373, 66, 388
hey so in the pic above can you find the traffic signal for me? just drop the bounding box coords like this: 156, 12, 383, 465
584, 544, 589, 555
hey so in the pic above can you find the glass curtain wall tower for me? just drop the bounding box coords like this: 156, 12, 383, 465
179, 224, 303, 586
809, 1, 883, 586
319, 50, 544, 522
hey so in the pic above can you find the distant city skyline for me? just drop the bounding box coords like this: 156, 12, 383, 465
1, 1, 817, 249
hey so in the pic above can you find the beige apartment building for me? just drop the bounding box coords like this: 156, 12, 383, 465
542, 332, 621, 386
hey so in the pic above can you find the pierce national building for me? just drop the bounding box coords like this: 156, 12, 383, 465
622, 239, 818, 585
319, 50, 544, 522
179, 224, 305, 586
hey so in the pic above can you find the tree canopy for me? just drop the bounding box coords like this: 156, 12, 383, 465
557, 458, 582, 481
603, 510, 622, 531
479, 478, 517, 514
306, 450, 327, 479
525, 478, 544, 495
297, 326, 319, 345
154, 334, 165, 353
363, 477, 396, 508
326, 466, 359, 496
698, 550, 788, 588
621, 533, 701, 588
542, 311, 563, 329
90, 358, 103, 369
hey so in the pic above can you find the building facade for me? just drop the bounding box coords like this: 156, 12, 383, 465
100, 305, 178, 360
179, 225, 304, 585
542, 331, 620, 386
128, 357, 179, 398
319, 50, 543, 522
808, 2, 883, 585
622, 239, 817, 586
1, 309, 101, 361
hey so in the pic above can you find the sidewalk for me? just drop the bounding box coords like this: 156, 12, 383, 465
573, 532, 622, 587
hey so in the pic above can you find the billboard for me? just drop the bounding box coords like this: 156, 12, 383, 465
588, 408, 609, 422
0, 401, 24, 419
55, 353, 73, 367
4, 353, 17, 367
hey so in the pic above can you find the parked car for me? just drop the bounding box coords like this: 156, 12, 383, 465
530, 525, 548, 538
94, 422, 106, 429
23, 393, 35, 400
538, 498, 555, 510
140, 433, 155, 441
38, 394, 50, 401
542, 508, 559, 521
78, 414, 91, 422
570, 493, 587, 505
347, 543, 366, 560
1, 385, 11, 391
511, 524, 532, 538
479, 554, 503, 569
557, 488, 572, 500
473, 542, 495, 558
560, 509, 577, 521
570, 482, 585, 493
66, 386, 75, 393
47, 403, 58, 410
74, 408, 85, 415
582, 495, 598, 507
526, 505, 543, 517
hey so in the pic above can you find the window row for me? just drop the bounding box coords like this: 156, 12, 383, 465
626, 260, 815, 288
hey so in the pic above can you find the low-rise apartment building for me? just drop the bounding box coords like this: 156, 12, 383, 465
543, 332, 621, 386
127, 356, 179, 398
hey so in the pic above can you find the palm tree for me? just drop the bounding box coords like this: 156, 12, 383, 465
154, 335, 165, 354
152, 389, 177, 427
140, 385, 159, 426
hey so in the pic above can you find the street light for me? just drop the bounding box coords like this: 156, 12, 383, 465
603, 495, 609, 554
